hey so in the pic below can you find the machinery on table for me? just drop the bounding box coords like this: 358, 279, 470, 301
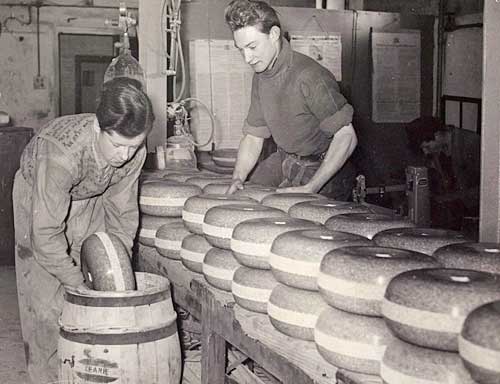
352, 166, 431, 226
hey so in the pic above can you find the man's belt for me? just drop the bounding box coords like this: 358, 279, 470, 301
278, 147, 326, 162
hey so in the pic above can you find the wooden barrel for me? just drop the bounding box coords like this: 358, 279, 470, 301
58, 272, 181, 384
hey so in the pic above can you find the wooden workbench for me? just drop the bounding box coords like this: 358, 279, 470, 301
136, 244, 382, 384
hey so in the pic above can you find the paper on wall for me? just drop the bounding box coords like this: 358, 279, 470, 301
189, 39, 253, 151
371, 31, 421, 123
290, 32, 342, 81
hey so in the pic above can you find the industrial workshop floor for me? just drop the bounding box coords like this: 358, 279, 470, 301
0, 266, 202, 384
0, 266, 30, 384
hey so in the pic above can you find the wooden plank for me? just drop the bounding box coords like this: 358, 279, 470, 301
191, 279, 336, 384
479, 1, 500, 242
336, 370, 382, 384
201, 293, 227, 384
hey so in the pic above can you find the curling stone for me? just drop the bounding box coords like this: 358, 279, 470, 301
434, 242, 500, 274
459, 300, 500, 384
203, 203, 286, 249
289, 199, 373, 224
373, 227, 469, 255
202, 247, 241, 292
155, 221, 191, 260
185, 175, 233, 189
139, 180, 201, 217
381, 338, 475, 384
318, 245, 439, 316
182, 194, 256, 234
180, 234, 213, 274
231, 217, 320, 270
234, 185, 277, 202
325, 213, 415, 239
269, 228, 371, 291
315, 306, 395, 375
138, 215, 181, 247
382, 268, 500, 351
261, 192, 327, 213
81, 232, 135, 291
268, 284, 329, 341
232, 267, 278, 314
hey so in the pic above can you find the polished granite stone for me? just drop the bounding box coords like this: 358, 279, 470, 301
373, 227, 469, 256
325, 213, 415, 240
202, 247, 241, 292
155, 220, 191, 260
231, 217, 320, 270
81, 232, 136, 291
434, 242, 500, 274
203, 203, 286, 249
381, 338, 475, 384
139, 179, 202, 217
180, 234, 213, 274
383, 268, 500, 351
232, 266, 278, 314
459, 300, 500, 384
182, 193, 256, 234
318, 245, 439, 316
268, 283, 329, 341
261, 192, 327, 213
315, 305, 395, 375
270, 228, 372, 291
289, 199, 373, 224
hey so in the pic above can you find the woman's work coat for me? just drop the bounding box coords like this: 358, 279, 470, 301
12, 113, 146, 383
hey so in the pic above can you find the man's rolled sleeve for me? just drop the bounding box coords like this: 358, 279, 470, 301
242, 119, 271, 139
319, 103, 354, 138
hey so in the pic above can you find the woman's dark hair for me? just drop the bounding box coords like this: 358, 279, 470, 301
225, 0, 281, 34
96, 77, 154, 138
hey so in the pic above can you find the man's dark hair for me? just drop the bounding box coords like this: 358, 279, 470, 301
96, 77, 154, 138
225, 0, 281, 34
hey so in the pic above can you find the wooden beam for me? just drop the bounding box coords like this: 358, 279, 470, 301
479, 1, 500, 242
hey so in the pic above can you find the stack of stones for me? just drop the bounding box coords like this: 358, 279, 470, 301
379, 265, 500, 384
378, 241, 500, 384
315, 245, 439, 377
230, 192, 329, 317
139, 170, 500, 382
138, 174, 202, 251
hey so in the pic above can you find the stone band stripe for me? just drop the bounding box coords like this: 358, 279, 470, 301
180, 248, 205, 263
95, 232, 126, 291
317, 273, 384, 301
458, 335, 500, 372
231, 239, 270, 258
60, 318, 178, 345
139, 228, 156, 239
202, 223, 233, 239
267, 302, 318, 328
182, 210, 204, 224
380, 361, 434, 384
155, 238, 182, 251
314, 328, 386, 361
140, 196, 187, 206
382, 298, 465, 333
269, 252, 319, 277
231, 282, 272, 303
203, 264, 235, 281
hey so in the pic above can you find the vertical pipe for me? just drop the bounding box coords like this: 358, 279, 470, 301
436, 0, 446, 117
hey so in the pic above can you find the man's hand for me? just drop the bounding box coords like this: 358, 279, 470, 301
226, 178, 244, 194
276, 184, 316, 194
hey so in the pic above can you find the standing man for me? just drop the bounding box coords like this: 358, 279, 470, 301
13, 78, 154, 383
225, 0, 357, 200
